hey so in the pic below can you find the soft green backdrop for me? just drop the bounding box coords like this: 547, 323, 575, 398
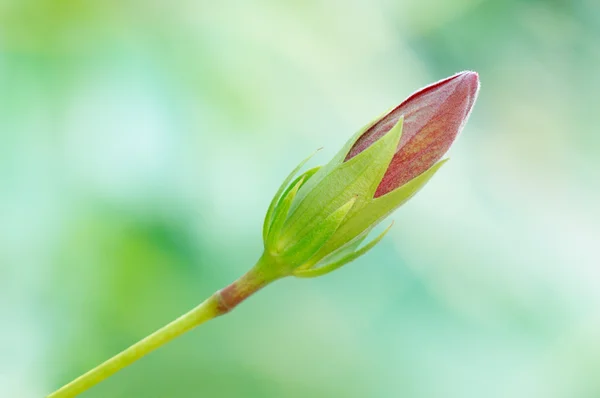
1, 0, 599, 397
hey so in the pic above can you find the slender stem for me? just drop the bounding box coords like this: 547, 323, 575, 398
47, 253, 284, 398
47, 296, 220, 398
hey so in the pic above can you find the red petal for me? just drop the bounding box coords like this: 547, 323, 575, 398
345, 71, 479, 198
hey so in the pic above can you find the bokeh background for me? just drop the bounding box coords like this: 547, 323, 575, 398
2, 0, 599, 397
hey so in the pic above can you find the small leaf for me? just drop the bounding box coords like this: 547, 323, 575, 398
293, 222, 393, 278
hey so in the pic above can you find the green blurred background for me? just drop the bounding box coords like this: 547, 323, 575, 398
2, 0, 599, 397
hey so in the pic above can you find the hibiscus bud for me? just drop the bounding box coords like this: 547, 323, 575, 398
347, 71, 480, 196
261, 71, 480, 278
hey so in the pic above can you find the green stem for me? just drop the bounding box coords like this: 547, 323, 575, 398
47, 252, 284, 398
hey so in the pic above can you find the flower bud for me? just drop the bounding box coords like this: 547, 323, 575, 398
347, 71, 479, 197
261, 71, 480, 278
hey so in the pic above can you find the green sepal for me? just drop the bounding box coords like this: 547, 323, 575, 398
282, 196, 356, 265
262, 149, 321, 241
275, 166, 320, 213
279, 118, 403, 249
293, 222, 393, 278
319, 229, 369, 265
291, 105, 399, 208
313, 158, 447, 263
265, 175, 306, 251
372, 158, 448, 213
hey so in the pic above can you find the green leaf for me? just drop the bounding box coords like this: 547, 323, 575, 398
292, 222, 393, 278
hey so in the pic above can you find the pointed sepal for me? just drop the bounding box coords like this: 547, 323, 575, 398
280, 118, 403, 248
282, 196, 356, 264
292, 222, 393, 278
262, 149, 321, 241
312, 158, 447, 263
265, 175, 306, 250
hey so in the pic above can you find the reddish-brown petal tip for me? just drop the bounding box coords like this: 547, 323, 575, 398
345, 71, 480, 198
